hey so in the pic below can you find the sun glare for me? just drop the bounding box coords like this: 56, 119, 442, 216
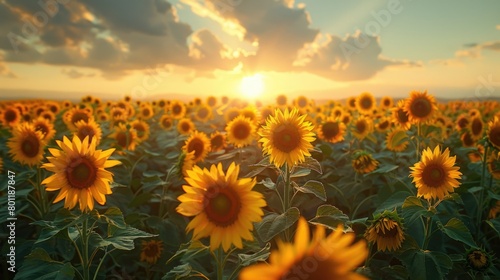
240, 74, 264, 99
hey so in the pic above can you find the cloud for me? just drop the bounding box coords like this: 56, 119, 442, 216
61, 68, 96, 79
0, 60, 17, 78
456, 40, 500, 58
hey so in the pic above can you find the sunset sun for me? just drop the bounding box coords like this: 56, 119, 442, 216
240, 74, 264, 99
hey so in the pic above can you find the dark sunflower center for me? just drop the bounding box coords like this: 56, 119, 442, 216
384, 99, 391, 106
187, 138, 204, 158
162, 119, 172, 128
35, 124, 49, 136
462, 132, 474, 147
397, 109, 409, 123
457, 118, 469, 129
272, 123, 301, 153
298, 98, 307, 108
322, 122, 339, 139
5, 109, 17, 122
489, 126, 500, 147
66, 157, 97, 189
49, 105, 58, 113
356, 121, 367, 133
197, 108, 209, 119
78, 126, 96, 141
422, 163, 446, 188
285, 250, 335, 280
349, 98, 356, 107
159, 100, 166, 107
378, 120, 389, 130
173, 105, 182, 115
144, 243, 160, 257
181, 122, 191, 132
211, 135, 223, 148
410, 98, 432, 118
233, 123, 250, 140
71, 112, 90, 125
142, 108, 151, 117
360, 97, 373, 110
205, 187, 241, 227
471, 118, 483, 136
21, 134, 40, 158
277, 96, 287, 105
116, 131, 130, 148
133, 124, 146, 137
378, 224, 400, 238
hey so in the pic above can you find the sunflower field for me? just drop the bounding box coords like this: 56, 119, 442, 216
1, 92, 500, 280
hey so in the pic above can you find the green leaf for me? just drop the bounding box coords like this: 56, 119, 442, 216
290, 168, 311, 178
99, 207, 127, 229
166, 240, 209, 265
33, 209, 85, 244
296, 157, 322, 174
401, 196, 430, 226
398, 249, 452, 280
257, 207, 300, 242
374, 191, 411, 214
445, 193, 464, 205
380, 265, 409, 280
259, 178, 276, 190
104, 226, 157, 250
486, 218, 500, 235
309, 205, 349, 230
15, 248, 75, 280
162, 263, 193, 280
437, 218, 477, 248
238, 243, 271, 266
369, 164, 399, 174
294, 180, 326, 201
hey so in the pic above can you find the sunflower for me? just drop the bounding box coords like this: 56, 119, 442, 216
365, 210, 405, 252
466, 249, 491, 271
346, 96, 357, 111
240, 106, 261, 124
276, 94, 288, 107
226, 115, 256, 148
7, 123, 46, 166
206, 96, 217, 107
169, 100, 186, 119
140, 240, 163, 264
180, 151, 196, 177
130, 119, 150, 142
487, 151, 500, 180
461, 131, 475, 147
386, 129, 409, 152
487, 117, 500, 150
259, 108, 315, 168
352, 150, 379, 174
317, 117, 346, 143
224, 107, 240, 123
455, 113, 469, 132
45, 101, 61, 114
239, 217, 368, 280
404, 91, 437, 124
351, 116, 373, 140
1, 106, 21, 127
469, 116, 484, 140
177, 118, 195, 135
159, 115, 173, 130
194, 104, 213, 122
391, 100, 411, 130
183, 131, 210, 163
376, 117, 391, 133
138, 103, 154, 120
110, 123, 139, 151
32, 117, 56, 141
64, 107, 93, 131
356, 92, 375, 115
294, 96, 309, 110
177, 162, 266, 252
409, 146, 462, 200
75, 119, 102, 146
210, 131, 226, 152
380, 96, 394, 109
260, 106, 274, 124
41, 136, 120, 211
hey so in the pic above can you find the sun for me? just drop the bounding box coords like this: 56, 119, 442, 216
240, 74, 264, 99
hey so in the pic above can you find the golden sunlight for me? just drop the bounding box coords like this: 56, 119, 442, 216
240, 74, 264, 99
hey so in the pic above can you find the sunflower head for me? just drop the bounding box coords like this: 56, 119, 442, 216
487, 151, 500, 180
177, 118, 195, 135
182, 131, 210, 163
75, 119, 103, 146
258, 108, 315, 168
170, 100, 186, 119
351, 116, 374, 140
409, 146, 462, 201
7, 123, 47, 166
177, 162, 266, 252
41, 136, 121, 212
64, 107, 93, 131
276, 94, 288, 106
352, 150, 379, 174
111, 123, 139, 151
195, 104, 213, 122
210, 131, 226, 152
404, 91, 437, 124
356, 92, 376, 115
240, 217, 368, 280
140, 240, 163, 264
386, 129, 409, 152
226, 115, 256, 148
1, 106, 21, 127
159, 115, 173, 130
32, 117, 56, 141
469, 116, 484, 140
380, 96, 394, 109
365, 210, 405, 252
317, 117, 346, 143
130, 119, 150, 142
466, 248, 491, 271
487, 116, 500, 150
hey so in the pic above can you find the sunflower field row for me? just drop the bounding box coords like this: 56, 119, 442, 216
0, 92, 499, 280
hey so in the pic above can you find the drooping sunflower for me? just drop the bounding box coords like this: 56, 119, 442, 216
170, 100, 186, 119
404, 90, 437, 124
140, 240, 163, 264
130, 119, 150, 142
356, 92, 376, 115
210, 131, 226, 152
469, 116, 484, 140
226, 115, 256, 148
75, 119, 102, 146
110, 123, 139, 151
365, 210, 405, 252
258, 108, 315, 168
409, 146, 462, 200
386, 129, 409, 152
317, 117, 346, 143
177, 118, 196, 135
7, 123, 46, 166
455, 113, 469, 132
351, 116, 374, 140
461, 131, 475, 147
177, 162, 266, 252
41, 136, 121, 211
32, 117, 56, 141
239, 217, 368, 280
352, 150, 379, 174
466, 249, 491, 271
487, 117, 500, 150
183, 131, 210, 163
391, 100, 411, 130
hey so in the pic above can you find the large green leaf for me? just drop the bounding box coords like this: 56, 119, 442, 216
374, 191, 411, 214
401, 196, 434, 226
103, 226, 157, 250
14, 248, 75, 280
295, 157, 322, 174
238, 242, 271, 266
294, 180, 326, 201
32, 209, 85, 244
166, 240, 209, 265
398, 249, 452, 280
437, 218, 477, 248
486, 218, 500, 235
309, 205, 349, 230
98, 207, 127, 229
257, 207, 300, 242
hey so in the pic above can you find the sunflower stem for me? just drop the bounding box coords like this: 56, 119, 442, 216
283, 163, 292, 242
81, 214, 90, 280
416, 122, 421, 162
215, 246, 224, 280
476, 144, 489, 237
93, 248, 115, 280
422, 215, 432, 250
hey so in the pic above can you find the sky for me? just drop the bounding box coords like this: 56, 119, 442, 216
0, 0, 499, 102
